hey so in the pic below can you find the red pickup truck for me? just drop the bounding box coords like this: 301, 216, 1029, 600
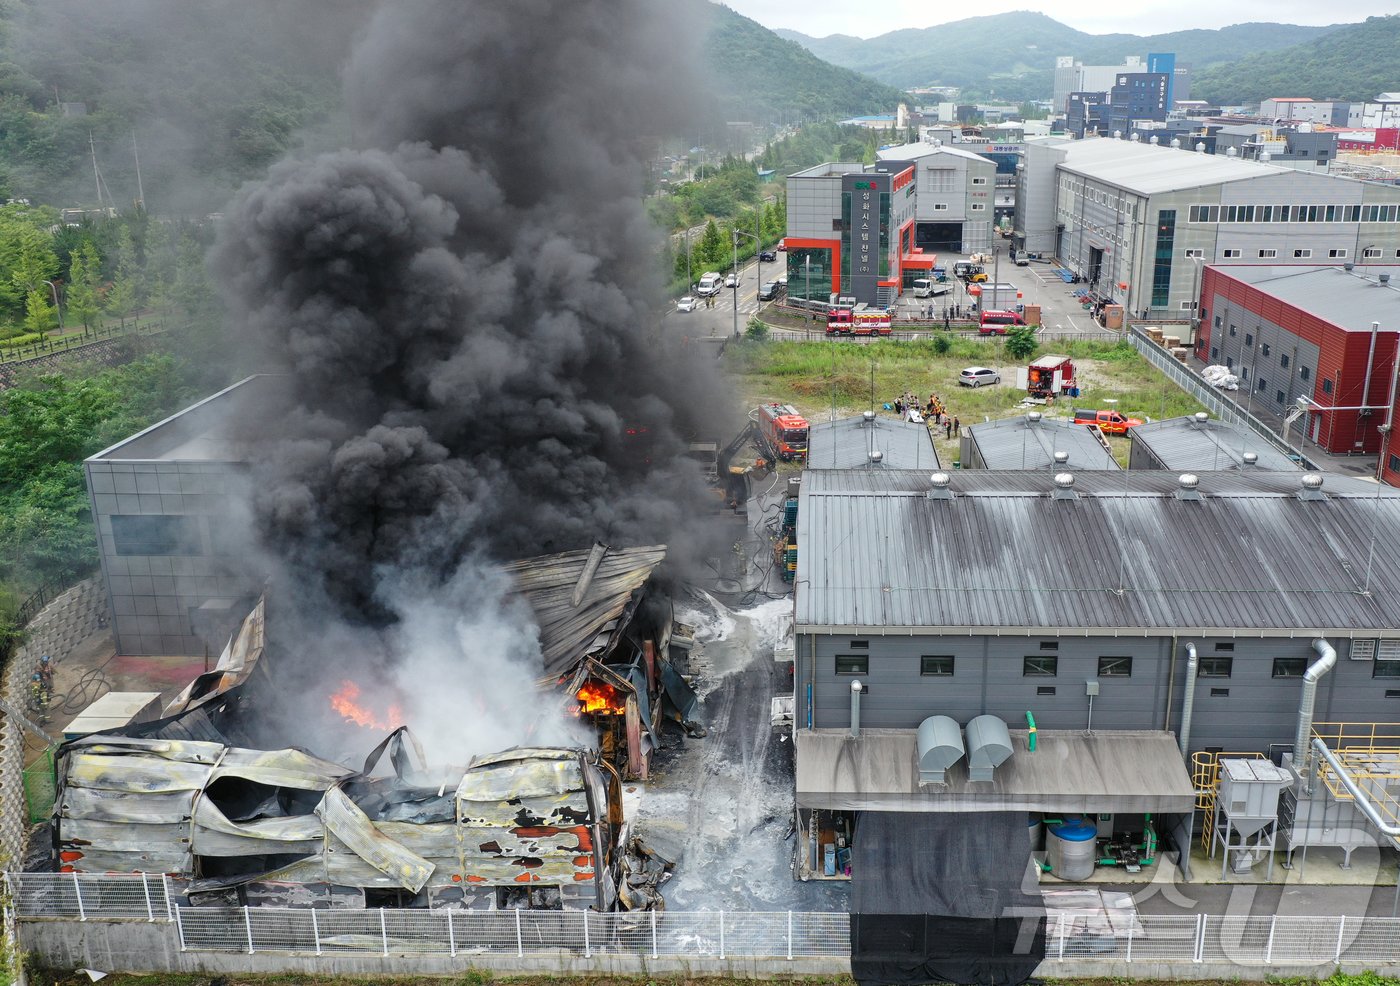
1072, 408, 1143, 435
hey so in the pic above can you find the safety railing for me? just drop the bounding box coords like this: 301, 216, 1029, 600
10, 874, 1400, 966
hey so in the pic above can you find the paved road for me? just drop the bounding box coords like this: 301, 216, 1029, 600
663, 256, 773, 339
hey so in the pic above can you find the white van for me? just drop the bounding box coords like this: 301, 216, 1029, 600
696, 272, 723, 297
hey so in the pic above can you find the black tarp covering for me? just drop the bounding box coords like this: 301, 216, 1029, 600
850, 811, 1046, 986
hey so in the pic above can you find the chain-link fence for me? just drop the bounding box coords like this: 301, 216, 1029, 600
10, 873, 1400, 967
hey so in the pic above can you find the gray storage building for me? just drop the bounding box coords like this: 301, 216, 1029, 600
1128, 413, 1302, 472
806, 412, 940, 471
959, 411, 1120, 470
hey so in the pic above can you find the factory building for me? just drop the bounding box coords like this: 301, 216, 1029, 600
958, 411, 1120, 471
1015, 136, 1400, 319
1195, 264, 1400, 457
874, 141, 998, 254
806, 411, 940, 471
1128, 414, 1302, 472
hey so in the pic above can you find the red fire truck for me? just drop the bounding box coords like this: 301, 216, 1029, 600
826, 308, 893, 337
751, 403, 809, 461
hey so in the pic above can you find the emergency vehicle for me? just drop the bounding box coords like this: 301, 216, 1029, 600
826, 308, 894, 336
751, 403, 809, 461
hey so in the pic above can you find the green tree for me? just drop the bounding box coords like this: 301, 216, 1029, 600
172, 231, 215, 317
104, 227, 143, 321
66, 242, 103, 333
745, 316, 769, 342
696, 219, 725, 271
1005, 323, 1038, 361
22, 287, 57, 335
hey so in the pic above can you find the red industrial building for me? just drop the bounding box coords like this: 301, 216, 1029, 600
1194, 265, 1400, 473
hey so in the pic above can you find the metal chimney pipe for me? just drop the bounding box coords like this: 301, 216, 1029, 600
850, 680, 863, 738
1361, 322, 1380, 422
1178, 642, 1199, 758
1293, 638, 1337, 789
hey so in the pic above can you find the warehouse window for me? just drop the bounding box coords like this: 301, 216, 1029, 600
1373, 661, 1400, 679
1391, 454, 1400, 472
1152, 210, 1176, 308
1210, 688, 1230, 698
1272, 658, 1307, 678
1245, 333, 1253, 346
1329, 249, 1347, 258
110, 515, 201, 556
1280, 354, 1290, 368
1213, 315, 1222, 328
1276, 390, 1286, 404
1211, 347, 1219, 359
835, 655, 868, 675
931, 203, 949, 211
1363, 247, 1382, 259
1323, 379, 1334, 394
1257, 377, 1268, 392
1300, 366, 1311, 381
1023, 656, 1058, 677
1200, 657, 1233, 677
1036, 686, 1057, 696
1180, 301, 1196, 311
1183, 248, 1203, 258
971, 203, 986, 211
1261, 343, 1270, 356
849, 640, 869, 649
1293, 249, 1312, 258
1097, 656, 1132, 677
972, 176, 988, 185
1229, 325, 1237, 337
1040, 640, 1059, 650
1222, 249, 1240, 258
1215, 641, 1235, 652
920, 655, 955, 676
1258, 249, 1277, 258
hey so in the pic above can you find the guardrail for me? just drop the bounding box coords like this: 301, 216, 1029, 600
1126, 325, 1316, 469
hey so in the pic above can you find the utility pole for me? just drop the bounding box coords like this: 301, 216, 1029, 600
132, 131, 145, 211
732, 230, 740, 339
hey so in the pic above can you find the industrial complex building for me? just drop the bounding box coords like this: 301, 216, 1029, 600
957, 411, 1119, 471
806, 411, 940, 471
1128, 413, 1302, 472
1195, 264, 1400, 458
1016, 136, 1400, 319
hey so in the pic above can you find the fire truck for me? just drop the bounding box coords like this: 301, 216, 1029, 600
751, 403, 809, 461
826, 308, 894, 336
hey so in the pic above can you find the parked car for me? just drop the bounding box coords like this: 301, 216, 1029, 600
1072, 408, 1143, 435
959, 367, 1001, 388
759, 250, 777, 262
776, 240, 786, 251
724, 273, 738, 288
676, 296, 697, 312
758, 280, 784, 301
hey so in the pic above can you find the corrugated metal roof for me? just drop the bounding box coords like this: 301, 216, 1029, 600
795, 469, 1400, 632
807, 414, 940, 471
500, 544, 667, 677
876, 142, 993, 165
1216, 266, 1400, 332
1055, 137, 1311, 195
1130, 416, 1301, 472
965, 416, 1119, 471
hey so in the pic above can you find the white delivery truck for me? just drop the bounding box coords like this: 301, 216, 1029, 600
696, 272, 724, 297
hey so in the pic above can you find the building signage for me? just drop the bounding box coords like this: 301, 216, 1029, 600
843, 173, 888, 305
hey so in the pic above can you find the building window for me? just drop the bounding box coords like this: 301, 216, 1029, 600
1098, 656, 1132, 677
1023, 656, 1059, 676
1213, 315, 1223, 328
1329, 249, 1347, 258
1258, 249, 1277, 258
1183, 248, 1203, 258
972, 176, 988, 185
1200, 657, 1234, 677
1180, 300, 1196, 311
1280, 354, 1290, 368
1391, 453, 1400, 472
1301, 366, 1311, 381
931, 203, 949, 211
1037, 686, 1057, 696
1215, 642, 1235, 652
1229, 325, 1237, 337
850, 640, 869, 649
110, 515, 202, 556
1223, 249, 1241, 258
1261, 343, 1270, 356
1258, 377, 1268, 392
1152, 210, 1176, 308
1363, 247, 1382, 259
1293, 249, 1312, 258
1272, 658, 1308, 678
1240, 367, 1249, 381
1323, 378, 1334, 394
1211, 347, 1219, 359
1245, 333, 1253, 346
921, 655, 955, 676
835, 654, 868, 675
1040, 640, 1059, 650
1373, 661, 1400, 679
1210, 688, 1230, 697
971, 203, 986, 211
1277, 390, 1286, 403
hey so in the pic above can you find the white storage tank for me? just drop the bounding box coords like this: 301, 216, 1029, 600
1047, 817, 1097, 881
1028, 814, 1044, 852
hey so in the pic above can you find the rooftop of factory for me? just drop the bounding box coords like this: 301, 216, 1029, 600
1043, 135, 1343, 195
1212, 265, 1400, 332
1130, 415, 1302, 472
87, 374, 286, 463
875, 141, 997, 164
806, 413, 940, 471
794, 468, 1400, 634
789, 162, 865, 180
964, 414, 1120, 471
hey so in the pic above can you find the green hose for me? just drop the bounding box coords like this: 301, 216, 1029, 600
1026, 711, 1037, 751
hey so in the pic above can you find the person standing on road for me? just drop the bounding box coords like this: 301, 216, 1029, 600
944, 312, 951, 330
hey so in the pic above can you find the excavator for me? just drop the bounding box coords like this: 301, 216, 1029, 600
687, 420, 775, 512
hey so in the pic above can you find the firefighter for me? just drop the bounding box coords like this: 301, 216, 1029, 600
36, 654, 53, 692
30, 672, 50, 721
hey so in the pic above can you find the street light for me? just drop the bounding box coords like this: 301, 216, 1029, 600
42, 280, 63, 329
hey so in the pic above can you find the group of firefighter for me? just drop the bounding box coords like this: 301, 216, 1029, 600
890, 392, 961, 439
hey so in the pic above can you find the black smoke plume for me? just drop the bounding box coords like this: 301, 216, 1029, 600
210, 0, 729, 760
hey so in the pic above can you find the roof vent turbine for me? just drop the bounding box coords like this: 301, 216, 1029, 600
928, 471, 954, 501
1298, 473, 1327, 501
1176, 473, 1202, 501
1052, 472, 1078, 500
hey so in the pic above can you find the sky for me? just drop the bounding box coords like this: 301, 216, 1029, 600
722, 1, 1375, 40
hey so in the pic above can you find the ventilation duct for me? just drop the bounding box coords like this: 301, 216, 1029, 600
1178, 642, 1199, 757
850, 680, 863, 738
965, 714, 1013, 782
1293, 638, 1336, 788
916, 715, 965, 784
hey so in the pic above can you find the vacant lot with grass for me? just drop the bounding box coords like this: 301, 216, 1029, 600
724, 335, 1206, 466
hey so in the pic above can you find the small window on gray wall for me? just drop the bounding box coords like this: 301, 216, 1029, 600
1374, 661, 1400, 679
850, 640, 869, 649
110, 515, 202, 556
1272, 658, 1307, 678
921, 655, 955, 676
1215, 642, 1234, 652
835, 654, 868, 675
1300, 366, 1310, 381
1200, 657, 1233, 677
1097, 656, 1132, 677
1023, 655, 1058, 676
1039, 640, 1059, 650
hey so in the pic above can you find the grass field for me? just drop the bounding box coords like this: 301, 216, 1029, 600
46, 974, 1383, 986
724, 335, 1207, 467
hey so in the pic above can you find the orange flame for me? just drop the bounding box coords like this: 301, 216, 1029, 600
576, 681, 626, 716
329, 680, 403, 730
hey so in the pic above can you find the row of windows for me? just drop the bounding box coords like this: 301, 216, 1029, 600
1195, 247, 1353, 260
1188, 203, 1400, 224
832, 653, 1400, 678
1057, 177, 1139, 218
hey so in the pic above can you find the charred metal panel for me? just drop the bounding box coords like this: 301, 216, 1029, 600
317, 786, 433, 892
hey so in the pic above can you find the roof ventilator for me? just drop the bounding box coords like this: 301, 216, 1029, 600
1175, 473, 1202, 501
1193, 411, 1209, 428
965, 714, 1013, 782
862, 410, 876, 426
1380, 273, 1392, 286
1297, 473, 1327, 501
1242, 451, 1258, 467
927, 471, 954, 501
1053, 450, 1069, 470
1052, 472, 1078, 501
1026, 411, 1043, 425
917, 715, 965, 784
868, 449, 884, 466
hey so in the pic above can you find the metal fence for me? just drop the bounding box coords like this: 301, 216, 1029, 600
1036, 327, 1123, 343
10, 874, 1400, 966
1126, 325, 1316, 468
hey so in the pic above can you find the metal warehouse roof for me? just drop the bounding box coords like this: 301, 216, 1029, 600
1214, 265, 1400, 332
1055, 137, 1307, 195
796, 728, 1195, 814
965, 415, 1119, 471
876, 142, 994, 165
88, 374, 287, 463
794, 469, 1400, 634
807, 413, 940, 471
1130, 416, 1301, 472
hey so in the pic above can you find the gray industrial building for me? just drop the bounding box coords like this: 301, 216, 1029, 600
1015, 136, 1400, 319
873, 141, 998, 254
83, 376, 279, 656
958, 412, 1120, 471
806, 412, 939, 471
1128, 414, 1302, 472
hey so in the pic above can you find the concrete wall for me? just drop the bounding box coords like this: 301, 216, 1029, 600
1017, 142, 1066, 255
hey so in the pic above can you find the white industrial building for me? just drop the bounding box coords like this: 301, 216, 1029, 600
874, 141, 997, 254
1015, 135, 1400, 319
